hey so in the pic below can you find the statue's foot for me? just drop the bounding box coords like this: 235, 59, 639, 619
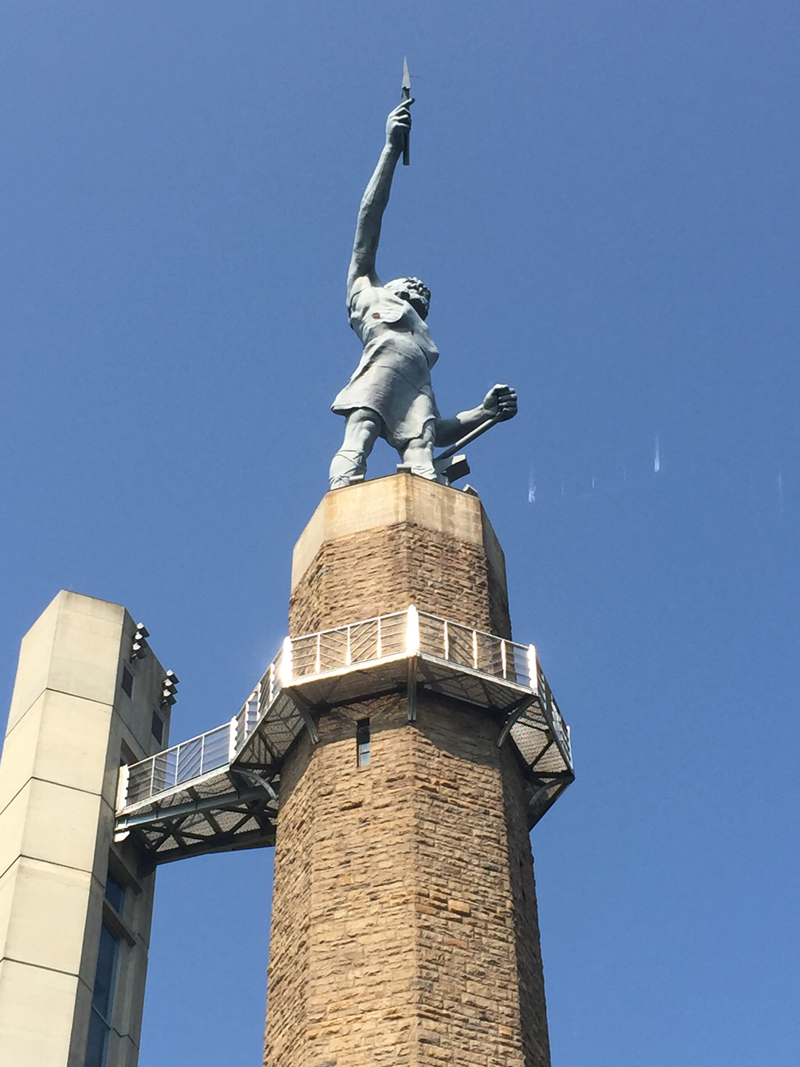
396, 462, 440, 482
329, 449, 367, 489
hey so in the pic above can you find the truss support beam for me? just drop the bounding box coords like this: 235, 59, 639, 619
115, 783, 273, 834
138, 826, 276, 873
284, 688, 320, 744
496, 694, 538, 748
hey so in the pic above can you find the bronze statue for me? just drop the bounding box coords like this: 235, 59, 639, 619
329, 87, 517, 490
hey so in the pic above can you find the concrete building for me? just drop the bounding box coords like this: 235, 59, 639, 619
0, 474, 572, 1066
0, 592, 172, 1067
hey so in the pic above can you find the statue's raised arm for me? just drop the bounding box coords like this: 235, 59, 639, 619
347, 101, 413, 296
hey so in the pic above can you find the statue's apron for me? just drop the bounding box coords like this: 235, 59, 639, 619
332, 285, 440, 449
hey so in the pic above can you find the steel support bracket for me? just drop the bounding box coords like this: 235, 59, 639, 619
284, 688, 320, 744
497, 693, 538, 748
235, 769, 279, 803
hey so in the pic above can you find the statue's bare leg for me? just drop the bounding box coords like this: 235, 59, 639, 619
399, 423, 439, 481
329, 409, 382, 489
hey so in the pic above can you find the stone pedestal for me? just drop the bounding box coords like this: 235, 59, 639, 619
264, 475, 551, 1067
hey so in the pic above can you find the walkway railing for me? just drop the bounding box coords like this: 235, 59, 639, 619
121, 607, 567, 810
124, 722, 232, 807
287, 608, 538, 685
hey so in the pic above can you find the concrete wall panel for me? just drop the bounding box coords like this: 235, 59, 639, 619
0, 958, 79, 1066
35, 690, 114, 799
0, 780, 105, 880
0, 857, 92, 975
0, 694, 42, 815
5, 598, 59, 734
46, 594, 125, 709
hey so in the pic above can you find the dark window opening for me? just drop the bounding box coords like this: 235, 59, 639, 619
84, 924, 120, 1067
104, 869, 126, 916
151, 711, 164, 745
356, 718, 371, 767
120, 667, 133, 699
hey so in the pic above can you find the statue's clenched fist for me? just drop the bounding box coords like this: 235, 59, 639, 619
481, 384, 518, 422
385, 100, 414, 152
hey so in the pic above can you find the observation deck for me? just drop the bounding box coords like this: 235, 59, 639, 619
114, 607, 573, 870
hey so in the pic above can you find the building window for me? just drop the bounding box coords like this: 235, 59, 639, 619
104, 869, 126, 916
84, 924, 120, 1067
151, 711, 164, 744
356, 718, 371, 766
120, 667, 133, 699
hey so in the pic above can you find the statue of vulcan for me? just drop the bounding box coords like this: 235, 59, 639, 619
329, 97, 518, 489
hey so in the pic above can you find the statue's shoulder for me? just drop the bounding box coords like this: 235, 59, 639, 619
348, 276, 391, 309
348, 276, 375, 306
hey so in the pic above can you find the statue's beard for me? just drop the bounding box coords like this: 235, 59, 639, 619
403, 292, 429, 319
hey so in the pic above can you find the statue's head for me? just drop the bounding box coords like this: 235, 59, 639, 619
385, 277, 431, 320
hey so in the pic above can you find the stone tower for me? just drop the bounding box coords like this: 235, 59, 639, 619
262, 474, 572, 1066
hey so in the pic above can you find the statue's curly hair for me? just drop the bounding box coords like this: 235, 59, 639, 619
403, 277, 431, 304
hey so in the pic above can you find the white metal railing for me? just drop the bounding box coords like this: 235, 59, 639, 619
288, 608, 537, 688
124, 722, 232, 808
120, 607, 552, 810
534, 667, 571, 767
123, 644, 292, 808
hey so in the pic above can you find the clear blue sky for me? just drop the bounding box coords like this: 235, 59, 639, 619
1, 2, 798, 1064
